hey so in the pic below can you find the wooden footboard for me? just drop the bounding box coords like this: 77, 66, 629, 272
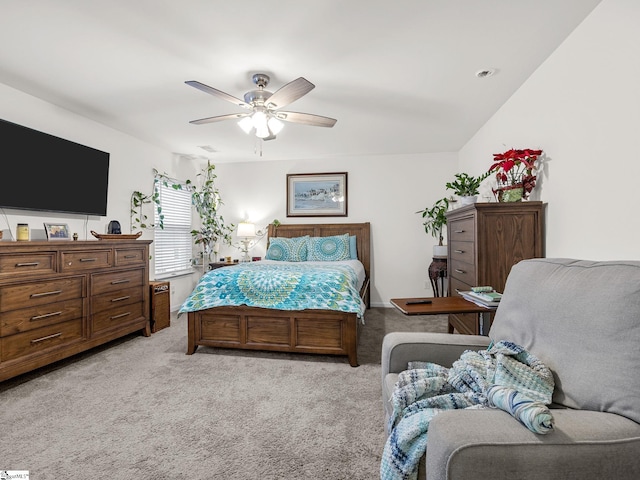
187, 306, 361, 366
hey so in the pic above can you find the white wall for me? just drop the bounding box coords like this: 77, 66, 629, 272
459, 0, 640, 260
0, 80, 459, 308
6, 0, 634, 311
0, 82, 200, 309
210, 154, 459, 307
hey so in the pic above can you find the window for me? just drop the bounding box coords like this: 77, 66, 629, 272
154, 179, 193, 278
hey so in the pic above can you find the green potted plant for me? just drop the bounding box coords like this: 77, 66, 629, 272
445, 172, 491, 205
188, 161, 235, 262
416, 197, 449, 257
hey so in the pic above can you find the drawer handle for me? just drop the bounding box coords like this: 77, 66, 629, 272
454, 230, 465, 233
124, 255, 137, 259
16, 262, 40, 267
31, 311, 63, 321
31, 332, 62, 344
455, 269, 466, 274
31, 290, 63, 298
80, 258, 97, 262
111, 295, 131, 302
111, 279, 130, 285
110, 312, 131, 320
454, 249, 464, 254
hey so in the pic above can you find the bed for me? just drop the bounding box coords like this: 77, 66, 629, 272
181, 222, 371, 366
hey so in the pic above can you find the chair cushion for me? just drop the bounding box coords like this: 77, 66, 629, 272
489, 258, 640, 423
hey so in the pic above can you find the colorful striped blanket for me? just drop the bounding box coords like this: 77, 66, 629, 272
179, 261, 366, 317
380, 341, 555, 480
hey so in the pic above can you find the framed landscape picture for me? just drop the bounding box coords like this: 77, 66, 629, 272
286, 172, 348, 217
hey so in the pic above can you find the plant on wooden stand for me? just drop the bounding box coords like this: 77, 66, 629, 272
416, 197, 449, 257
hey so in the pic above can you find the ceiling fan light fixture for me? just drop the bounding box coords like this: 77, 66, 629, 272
252, 111, 271, 138
255, 125, 270, 138
238, 116, 254, 134
267, 116, 284, 135
188, 74, 335, 142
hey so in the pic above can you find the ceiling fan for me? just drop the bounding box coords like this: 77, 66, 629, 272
185, 73, 337, 141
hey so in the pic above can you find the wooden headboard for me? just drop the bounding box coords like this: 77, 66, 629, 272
266, 222, 371, 281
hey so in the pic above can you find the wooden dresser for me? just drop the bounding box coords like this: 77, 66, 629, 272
0, 239, 151, 381
446, 202, 544, 335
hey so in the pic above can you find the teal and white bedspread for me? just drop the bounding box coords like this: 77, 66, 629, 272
179, 259, 366, 318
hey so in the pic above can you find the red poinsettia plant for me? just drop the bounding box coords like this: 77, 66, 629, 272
489, 148, 542, 198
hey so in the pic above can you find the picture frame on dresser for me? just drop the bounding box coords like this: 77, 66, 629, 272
44, 222, 70, 240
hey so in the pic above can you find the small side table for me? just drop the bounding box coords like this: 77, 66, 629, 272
428, 257, 448, 297
390, 296, 497, 335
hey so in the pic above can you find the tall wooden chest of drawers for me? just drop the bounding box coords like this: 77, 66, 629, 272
446, 202, 544, 335
0, 239, 151, 381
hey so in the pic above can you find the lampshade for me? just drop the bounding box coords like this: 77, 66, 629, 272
237, 112, 284, 139
237, 222, 256, 238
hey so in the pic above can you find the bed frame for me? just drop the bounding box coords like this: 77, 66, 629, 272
186, 222, 371, 366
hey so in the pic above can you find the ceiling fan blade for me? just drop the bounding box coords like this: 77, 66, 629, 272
276, 111, 337, 128
266, 77, 315, 109
185, 80, 252, 109
189, 113, 249, 125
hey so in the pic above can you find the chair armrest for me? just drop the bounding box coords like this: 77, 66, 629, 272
381, 331, 491, 379
426, 409, 640, 480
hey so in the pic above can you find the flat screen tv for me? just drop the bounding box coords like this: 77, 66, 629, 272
0, 118, 110, 216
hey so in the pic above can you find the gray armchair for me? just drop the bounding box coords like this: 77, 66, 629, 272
382, 258, 640, 480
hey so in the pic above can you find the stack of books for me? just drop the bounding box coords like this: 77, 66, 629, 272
460, 288, 503, 307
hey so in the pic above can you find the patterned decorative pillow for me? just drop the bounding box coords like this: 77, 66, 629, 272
306, 233, 351, 262
265, 236, 309, 262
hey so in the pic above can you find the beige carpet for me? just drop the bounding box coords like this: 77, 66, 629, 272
0, 307, 447, 480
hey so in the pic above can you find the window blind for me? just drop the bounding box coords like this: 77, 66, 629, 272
154, 181, 193, 277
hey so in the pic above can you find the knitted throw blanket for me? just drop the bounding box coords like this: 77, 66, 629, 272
380, 341, 555, 480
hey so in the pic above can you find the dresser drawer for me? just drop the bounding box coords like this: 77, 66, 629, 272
115, 247, 146, 267
1, 319, 84, 362
92, 269, 144, 295
450, 259, 476, 286
92, 301, 145, 334
449, 313, 479, 335
450, 241, 474, 265
0, 277, 84, 313
450, 276, 472, 297
61, 249, 112, 272
448, 217, 475, 242
1, 299, 83, 336
92, 286, 144, 314
0, 252, 56, 278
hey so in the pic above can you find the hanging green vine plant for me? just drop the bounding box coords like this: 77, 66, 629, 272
130, 169, 174, 231
130, 164, 234, 264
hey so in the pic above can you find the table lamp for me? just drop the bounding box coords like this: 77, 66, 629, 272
237, 222, 256, 262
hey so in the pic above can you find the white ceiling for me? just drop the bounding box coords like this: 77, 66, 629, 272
0, 0, 602, 162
